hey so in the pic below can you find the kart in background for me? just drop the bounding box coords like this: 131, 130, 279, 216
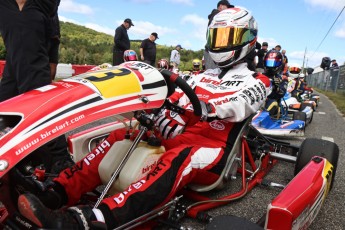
0, 61, 339, 230
300, 89, 320, 107
251, 100, 307, 137
283, 92, 314, 123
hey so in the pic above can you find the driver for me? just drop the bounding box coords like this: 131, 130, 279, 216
18, 7, 271, 229
263, 49, 288, 118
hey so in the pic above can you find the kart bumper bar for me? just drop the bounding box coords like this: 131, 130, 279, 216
269, 152, 296, 163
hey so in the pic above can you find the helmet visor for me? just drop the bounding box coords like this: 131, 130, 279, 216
207, 27, 256, 50
265, 59, 282, 68
289, 67, 301, 73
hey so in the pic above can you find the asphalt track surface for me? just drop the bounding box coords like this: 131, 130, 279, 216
179, 92, 345, 230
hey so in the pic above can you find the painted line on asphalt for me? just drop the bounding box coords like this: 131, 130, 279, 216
317, 112, 326, 115
321, 136, 334, 142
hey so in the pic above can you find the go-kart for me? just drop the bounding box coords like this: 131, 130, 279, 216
0, 61, 339, 230
251, 98, 308, 137
300, 89, 320, 107
283, 92, 314, 123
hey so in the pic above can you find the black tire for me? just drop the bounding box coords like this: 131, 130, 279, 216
293, 111, 306, 122
294, 138, 339, 190
308, 111, 313, 123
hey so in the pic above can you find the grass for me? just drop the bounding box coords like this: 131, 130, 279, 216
317, 89, 345, 116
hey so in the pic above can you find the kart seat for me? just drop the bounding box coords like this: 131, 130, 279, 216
188, 116, 252, 192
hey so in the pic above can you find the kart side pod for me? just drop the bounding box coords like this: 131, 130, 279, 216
265, 157, 333, 230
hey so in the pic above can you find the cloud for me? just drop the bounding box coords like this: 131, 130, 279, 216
180, 14, 208, 42
304, 0, 345, 11
123, 21, 177, 39
59, 0, 94, 15
335, 23, 345, 38
289, 50, 329, 68
127, 0, 155, 3
166, 0, 194, 6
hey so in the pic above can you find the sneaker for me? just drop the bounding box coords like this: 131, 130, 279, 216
18, 193, 95, 229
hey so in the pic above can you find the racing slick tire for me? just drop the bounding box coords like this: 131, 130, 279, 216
294, 138, 339, 190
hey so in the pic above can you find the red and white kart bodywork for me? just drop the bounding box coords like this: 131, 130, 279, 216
0, 61, 339, 230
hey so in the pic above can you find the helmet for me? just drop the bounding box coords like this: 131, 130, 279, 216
289, 64, 301, 79
206, 7, 258, 68
263, 50, 283, 76
157, 59, 169, 69
123, 50, 138, 62
192, 59, 201, 70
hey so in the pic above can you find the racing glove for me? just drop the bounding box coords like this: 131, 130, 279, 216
200, 101, 216, 121
155, 108, 191, 139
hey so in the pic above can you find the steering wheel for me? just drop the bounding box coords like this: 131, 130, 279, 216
160, 69, 201, 126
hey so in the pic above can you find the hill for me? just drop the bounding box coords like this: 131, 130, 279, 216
0, 22, 204, 71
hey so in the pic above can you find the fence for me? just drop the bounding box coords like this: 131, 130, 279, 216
306, 65, 345, 93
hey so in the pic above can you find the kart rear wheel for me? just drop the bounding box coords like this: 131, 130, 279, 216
293, 111, 306, 122
294, 138, 339, 190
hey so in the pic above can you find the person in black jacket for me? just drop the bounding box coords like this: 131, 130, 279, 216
48, 0, 61, 81
255, 42, 269, 73
113, 18, 134, 66
139, 32, 158, 66
0, 0, 74, 174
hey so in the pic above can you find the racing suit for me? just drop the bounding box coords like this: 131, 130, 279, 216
53, 62, 271, 228
265, 73, 288, 117
288, 78, 303, 100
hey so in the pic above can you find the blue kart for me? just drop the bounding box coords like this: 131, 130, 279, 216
251, 100, 307, 137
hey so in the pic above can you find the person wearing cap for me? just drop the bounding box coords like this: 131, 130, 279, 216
113, 18, 134, 66
274, 45, 281, 51
331, 59, 339, 69
255, 42, 269, 73
139, 32, 159, 66
208, 0, 234, 26
170, 44, 183, 72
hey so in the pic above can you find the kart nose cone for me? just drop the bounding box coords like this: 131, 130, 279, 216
0, 160, 9, 171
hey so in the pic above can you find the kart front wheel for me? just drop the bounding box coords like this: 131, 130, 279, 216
294, 138, 339, 190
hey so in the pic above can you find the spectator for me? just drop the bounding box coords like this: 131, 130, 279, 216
48, 0, 61, 81
170, 44, 183, 72
246, 42, 261, 71
281, 49, 288, 73
331, 59, 339, 69
113, 18, 134, 66
255, 42, 269, 73
140, 32, 158, 66
205, 0, 234, 70
274, 45, 281, 51
0, 0, 74, 173
207, 0, 234, 26
17, 8, 271, 229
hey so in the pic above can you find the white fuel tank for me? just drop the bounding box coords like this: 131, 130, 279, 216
98, 139, 165, 194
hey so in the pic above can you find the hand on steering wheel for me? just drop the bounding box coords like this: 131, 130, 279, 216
155, 107, 191, 139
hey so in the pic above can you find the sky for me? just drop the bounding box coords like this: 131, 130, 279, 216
58, 0, 345, 69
